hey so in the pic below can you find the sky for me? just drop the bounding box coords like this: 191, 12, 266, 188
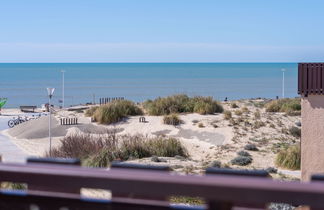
0, 0, 324, 62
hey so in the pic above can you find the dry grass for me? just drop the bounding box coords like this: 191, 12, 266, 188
265, 98, 301, 115
90, 100, 142, 124
48, 131, 188, 168
163, 114, 182, 125
85, 106, 99, 117
275, 144, 301, 170
143, 94, 223, 115
234, 110, 243, 116
224, 110, 232, 120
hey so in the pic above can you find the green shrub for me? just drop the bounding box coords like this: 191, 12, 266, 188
170, 196, 204, 206
254, 110, 261, 119
93, 100, 142, 124
265, 98, 301, 114
289, 126, 301, 138
85, 106, 99, 117
224, 110, 232, 120
143, 94, 223, 115
237, 150, 251, 157
198, 122, 205, 128
209, 160, 222, 168
1, 182, 27, 190
275, 145, 301, 170
253, 121, 265, 129
231, 156, 252, 166
231, 103, 239, 108
265, 167, 278, 174
234, 110, 243, 116
244, 144, 258, 151
192, 119, 199, 124
49, 132, 188, 168
163, 114, 182, 125
242, 107, 249, 113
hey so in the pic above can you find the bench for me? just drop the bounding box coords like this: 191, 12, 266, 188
20, 106, 37, 113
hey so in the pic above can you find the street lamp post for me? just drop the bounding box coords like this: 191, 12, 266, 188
47, 87, 55, 156
61, 70, 65, 109
282, 69, 285, 98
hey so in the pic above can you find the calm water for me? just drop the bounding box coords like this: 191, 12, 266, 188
0, 63, 298, 108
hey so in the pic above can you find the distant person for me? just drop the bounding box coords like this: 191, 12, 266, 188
224, 97, 228, 102
276, 96, 279, 100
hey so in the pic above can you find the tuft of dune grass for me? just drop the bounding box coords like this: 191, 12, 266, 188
88, 100, 142, 124
265, 98, 301, 115
275, 144, 300, 170
143, 94, 223, 115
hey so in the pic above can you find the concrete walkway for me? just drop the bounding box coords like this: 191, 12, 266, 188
0, 133, 27, 163
0, 115, 29, 163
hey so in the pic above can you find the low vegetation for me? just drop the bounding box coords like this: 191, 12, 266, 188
242, 107, 249, 113
289, 126, 301, 138
231, 103, 239, 108
1, 182, 27, 190
253, 121, 265, 129
85, 106, 99, 117
231, 156, 252, 166
170, 196, 204, 206
237, 150, 251, 157
143, 94, 223, 115
48, 131, 188, 168
265, 98, 301, 115
198, 122, 205, 128
224, 110, 232, 120
275, 144, 301, 170
234, 110, 243, 116
88, 100, 142, 124
163, 114, 182, 126
254, 110, 261, 119
209, 160, 222, 168
244, 144, 258, 151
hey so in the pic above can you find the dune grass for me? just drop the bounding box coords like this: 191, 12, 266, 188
87, 100, 142, 124
265, 98, 301, 115
85, 106, 99, 117
143, 94, 223, 115
275, 144, 301, 170
223, 110, 232, 120
163, 114, 182, 125
47, 131, 188, 168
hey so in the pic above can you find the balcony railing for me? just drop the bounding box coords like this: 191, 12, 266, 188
0, 159, 324, 209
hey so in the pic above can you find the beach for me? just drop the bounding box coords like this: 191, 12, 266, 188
0, 98, 301, 179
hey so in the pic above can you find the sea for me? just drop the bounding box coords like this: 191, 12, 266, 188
0, 63, 298, 108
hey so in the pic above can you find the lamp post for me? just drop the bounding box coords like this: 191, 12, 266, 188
47, 87, 55, 156
281, 69, 285, 98
61, 70, 65, 109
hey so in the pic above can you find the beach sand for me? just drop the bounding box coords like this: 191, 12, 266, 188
1, 99, 301, 178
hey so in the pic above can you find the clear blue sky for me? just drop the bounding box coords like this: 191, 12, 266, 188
1, 0, 324, 62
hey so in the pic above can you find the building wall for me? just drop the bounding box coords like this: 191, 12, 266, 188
301, 95, 324, 181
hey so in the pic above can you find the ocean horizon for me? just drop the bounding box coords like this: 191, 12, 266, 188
0, 63, 298, 108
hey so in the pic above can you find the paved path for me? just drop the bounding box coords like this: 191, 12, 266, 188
0, 115, 29, 163
0, 133, 27, 163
